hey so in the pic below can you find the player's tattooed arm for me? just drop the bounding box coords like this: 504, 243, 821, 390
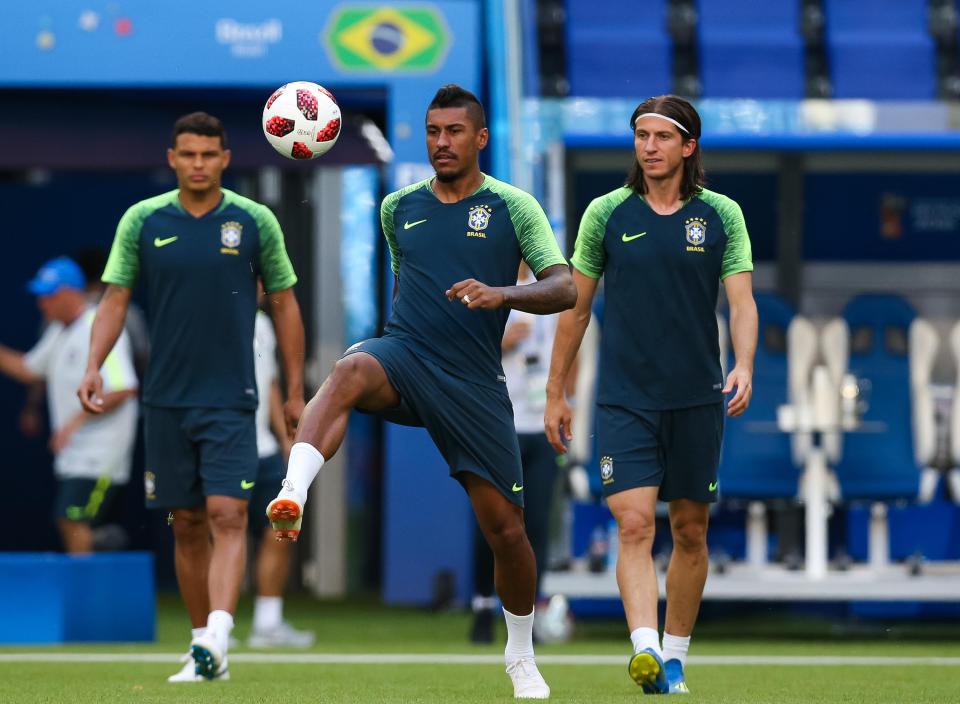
446, 263, 576, 314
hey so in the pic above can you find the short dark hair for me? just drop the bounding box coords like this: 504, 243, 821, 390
171, 112, 227, 149
625, 95, 703, 201
426, 84, 486, 130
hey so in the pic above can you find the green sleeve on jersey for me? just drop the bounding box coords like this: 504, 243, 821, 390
380, 192, 401, 276
254, 207, 298, 293
103, 190, 178, 287
380, 178, 431, 276
483, 176, 566, 275
571, 188, 633, 279
224, 190, 298, 293
699, 189, 754, 279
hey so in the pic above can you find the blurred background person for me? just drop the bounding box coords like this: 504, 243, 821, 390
75, 247, 151, 380
246, 287, 315, 648
14, 248, 149, 478
0, 257, 138, 554
470, 261, 565, 644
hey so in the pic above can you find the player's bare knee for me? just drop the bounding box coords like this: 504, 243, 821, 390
170, 508, 207, 543
329, 355, 376, 402
671, 518, 707, 553
616, 510, 656, 546
207, 505, 248, 535
486, 519, 528, 554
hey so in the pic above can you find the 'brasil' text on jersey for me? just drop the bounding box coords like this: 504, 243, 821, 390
103, 189, 297, 410
380, 174, 566, 390
572, 187, 753, 410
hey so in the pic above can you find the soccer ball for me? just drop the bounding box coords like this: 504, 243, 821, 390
262, 81, 341, 160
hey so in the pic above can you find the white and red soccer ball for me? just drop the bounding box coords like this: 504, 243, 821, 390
262, 81, 341, 160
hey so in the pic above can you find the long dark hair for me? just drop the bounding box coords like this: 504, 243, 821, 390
625, 95, 703, 201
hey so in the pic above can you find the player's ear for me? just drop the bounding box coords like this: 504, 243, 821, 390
166, 148, 176, 170
477, 127, 489, 150
681, 137, 697, 158
222, 148, 232, 169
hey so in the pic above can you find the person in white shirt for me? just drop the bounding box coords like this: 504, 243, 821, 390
0, 257, 138, 554
246, 304, 314, 647
470, 263, 563, 643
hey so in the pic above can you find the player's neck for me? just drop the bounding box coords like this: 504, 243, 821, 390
642, 176, 683, 215
431, 169, 484, 204
178, 186, 223, 218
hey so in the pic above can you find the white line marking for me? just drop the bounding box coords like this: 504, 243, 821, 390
0, 653, 958, 666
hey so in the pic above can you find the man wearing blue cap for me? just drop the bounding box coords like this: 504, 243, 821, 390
0, 257, 139, 554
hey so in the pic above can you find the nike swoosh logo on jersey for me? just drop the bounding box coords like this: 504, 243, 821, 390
404, 219, 427, 230
512, 483, 523, 493
622, 232, 647, 242
241, 479, 255, 490
154, 236, 178, 247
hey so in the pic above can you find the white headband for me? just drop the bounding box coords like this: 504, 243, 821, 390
634, 112, 689, 134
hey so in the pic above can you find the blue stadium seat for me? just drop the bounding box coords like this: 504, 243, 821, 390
833, 294, 920, 500
719, 292, 801, 498
824, 0, 935, 99
697, 0, 805, 98
566, 0, 671, 98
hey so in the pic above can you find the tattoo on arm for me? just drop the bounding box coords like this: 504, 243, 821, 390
502, 264, 577, 314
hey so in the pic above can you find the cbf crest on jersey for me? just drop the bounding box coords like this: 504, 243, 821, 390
684, 217, 707, 245
468, 205, 493, 232
221, 221, 243, 251
600, 455, 614, 485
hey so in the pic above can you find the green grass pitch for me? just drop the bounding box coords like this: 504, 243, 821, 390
1, 595, 957, 703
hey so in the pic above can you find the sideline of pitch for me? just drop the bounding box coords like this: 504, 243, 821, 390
0, 653, 958, 666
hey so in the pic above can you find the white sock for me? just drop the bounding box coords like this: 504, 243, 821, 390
191, 627, 206, 639
630, 626, 662, 658
205, 610, 235, 653
284, 442, 325, 505
253, 596, 283, 633
503, 607, 535, 663
662, 632, 691, 667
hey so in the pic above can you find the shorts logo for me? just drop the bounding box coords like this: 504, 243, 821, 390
708, 480, 719, 492
600, 455, 614, 485
221, 221, 242, 254
467, 205, 493, 238
241, 479, 256, 490
144, 471, 156, 501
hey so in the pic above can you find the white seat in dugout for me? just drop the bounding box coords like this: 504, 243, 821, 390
818, 294, 939, 568
947, 322, 960, 504
911, 319, 940, 503
720, 294, 817, 499
717, 293, 817, 567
